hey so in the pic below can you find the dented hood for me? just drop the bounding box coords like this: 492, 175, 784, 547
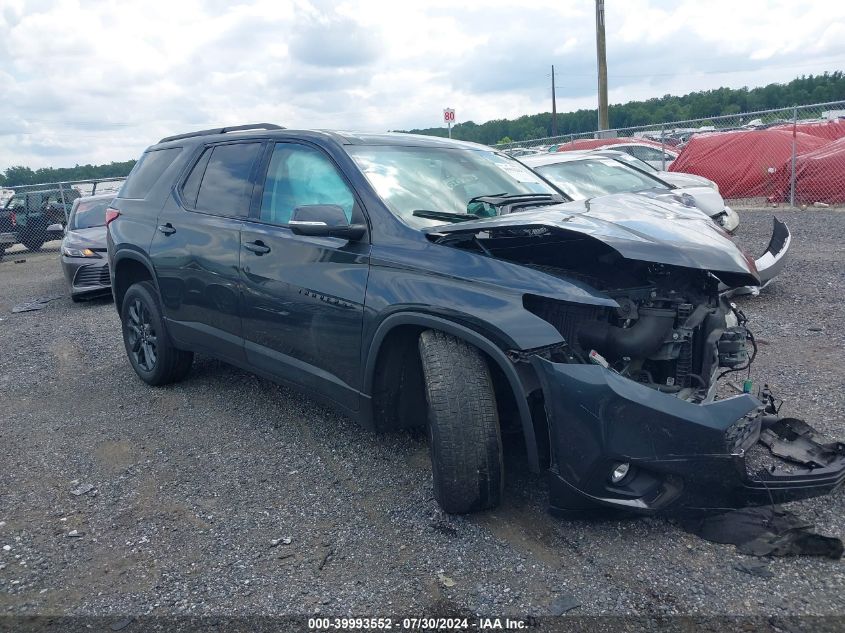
426, 193, 760, 287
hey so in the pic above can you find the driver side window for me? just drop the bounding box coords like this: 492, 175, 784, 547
260, 143, 355, 226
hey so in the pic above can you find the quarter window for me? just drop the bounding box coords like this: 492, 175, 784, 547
259, 144, 355, 225
120, 147, 182, 199
181, 148, 212, 208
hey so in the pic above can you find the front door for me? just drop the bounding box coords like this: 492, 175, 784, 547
150, 141, 263, 361
240, 141, 370, 409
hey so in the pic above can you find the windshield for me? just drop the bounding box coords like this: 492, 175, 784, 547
70, 198, 112, 230
607, 152, 658, 173
347, 146, 560, 226
534, 158, 670, 200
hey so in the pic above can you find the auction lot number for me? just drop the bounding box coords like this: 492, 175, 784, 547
308, 617, 472, 629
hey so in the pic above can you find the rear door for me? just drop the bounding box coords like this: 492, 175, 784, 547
239, 141, 370, 408
150, 141, 263, 362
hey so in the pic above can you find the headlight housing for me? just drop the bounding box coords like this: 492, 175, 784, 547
62, 246, 100, 258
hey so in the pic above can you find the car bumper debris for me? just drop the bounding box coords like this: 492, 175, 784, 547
530, 358, 845, 514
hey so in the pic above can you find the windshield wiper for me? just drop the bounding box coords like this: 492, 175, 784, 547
469, 192, 564, 203
412, 209, 482, 223
467, 192, 566, 216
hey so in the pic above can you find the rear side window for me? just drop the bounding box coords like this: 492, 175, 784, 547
120, 148, 182, 199
194, 143, 262, 216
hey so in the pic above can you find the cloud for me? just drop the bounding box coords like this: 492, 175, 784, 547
0, 0, 844, 169
289, 15, 382, 68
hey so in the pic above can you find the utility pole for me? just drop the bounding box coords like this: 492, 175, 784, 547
551, 65, 558, 136
595, 0, 609, 131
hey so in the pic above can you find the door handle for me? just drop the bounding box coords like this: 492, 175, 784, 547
243, 240, 271, 255
157, 223, 176, 235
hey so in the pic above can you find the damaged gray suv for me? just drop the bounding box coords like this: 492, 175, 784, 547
108, 125, 845, 515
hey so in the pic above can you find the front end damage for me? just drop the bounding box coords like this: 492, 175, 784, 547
427, 206, 844, 513
530, 358, 845, 513
517, 263, 845, 513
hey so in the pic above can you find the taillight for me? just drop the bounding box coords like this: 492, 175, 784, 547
105, 207, 120, 226
10, 211, 16, 226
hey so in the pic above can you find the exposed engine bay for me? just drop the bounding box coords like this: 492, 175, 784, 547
522, 264, 752, 402
437, 225, 754, 401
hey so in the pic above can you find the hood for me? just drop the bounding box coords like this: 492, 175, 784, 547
638, 185, 725, 217
657, 171, 717, 190
425, 193, 760, 287
64, 226, 107, 248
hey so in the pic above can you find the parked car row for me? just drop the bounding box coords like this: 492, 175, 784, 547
93, 124, 843, 517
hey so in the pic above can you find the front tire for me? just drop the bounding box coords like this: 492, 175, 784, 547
121, 281, 193, 385
418, 329, 503, 513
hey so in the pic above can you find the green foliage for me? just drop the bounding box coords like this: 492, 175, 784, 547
0, 160, 136, 187
401, 72, 845, 145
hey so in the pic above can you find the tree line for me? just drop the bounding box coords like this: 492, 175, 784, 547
2, 72, 843, 185
0, 160, 137, 187
401, 72, 845, 145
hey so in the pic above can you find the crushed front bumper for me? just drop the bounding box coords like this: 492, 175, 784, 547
723, 217, 791, 297
531, 358, 845, 514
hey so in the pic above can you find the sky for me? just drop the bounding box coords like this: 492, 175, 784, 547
1, 0, 844, 170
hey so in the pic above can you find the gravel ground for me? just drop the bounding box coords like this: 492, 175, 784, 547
1, 209, 844, 619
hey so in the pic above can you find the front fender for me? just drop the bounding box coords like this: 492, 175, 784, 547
363, 312, 543, 473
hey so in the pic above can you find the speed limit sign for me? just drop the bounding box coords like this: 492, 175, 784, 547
443, 108, 456, 138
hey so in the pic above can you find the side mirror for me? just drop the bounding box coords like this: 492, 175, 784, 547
289, 205, 366, 241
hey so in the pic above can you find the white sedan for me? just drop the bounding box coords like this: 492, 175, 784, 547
520, 151, 790, 293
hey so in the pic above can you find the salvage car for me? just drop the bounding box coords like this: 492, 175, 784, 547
521, 151, 791, 295
61, 193, 114, 301
2, 187, 80, 251
108, 125, 845, 515
589, 148, 722, 193
522, 151, 740, 232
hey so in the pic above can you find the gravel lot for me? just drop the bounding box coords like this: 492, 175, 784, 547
1, 209, 844, 619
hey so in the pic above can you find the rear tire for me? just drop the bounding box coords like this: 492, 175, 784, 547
418, 329, 503, 513
121, 280, 193, 385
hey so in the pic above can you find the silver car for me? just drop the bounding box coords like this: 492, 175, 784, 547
521, 151, 790, 293
60, 193, 114, 302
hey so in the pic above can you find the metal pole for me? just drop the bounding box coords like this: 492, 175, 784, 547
595, 0, 609, 131
58, 182, 69, 225
551, 65, 558, 137
789, 106, 797, 207
448, 120, 451, 139
660, 125, 666, 171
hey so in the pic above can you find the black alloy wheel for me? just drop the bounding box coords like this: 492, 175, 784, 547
125, 297, 158, 372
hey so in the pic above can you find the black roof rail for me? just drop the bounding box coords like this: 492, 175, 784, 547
158, 123, 285, 143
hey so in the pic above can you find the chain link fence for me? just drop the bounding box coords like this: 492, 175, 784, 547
496, 100, 845, 207
0, 177, 125, 261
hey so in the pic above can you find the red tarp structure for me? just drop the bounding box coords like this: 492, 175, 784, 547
772, 119, 845, 142
669, 130, 828, 199
554, 137, 665, 152
786, 137, 845, 204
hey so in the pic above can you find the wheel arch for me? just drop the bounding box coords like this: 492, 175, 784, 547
363, 312, 542, 473
112, 250, 158, 313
